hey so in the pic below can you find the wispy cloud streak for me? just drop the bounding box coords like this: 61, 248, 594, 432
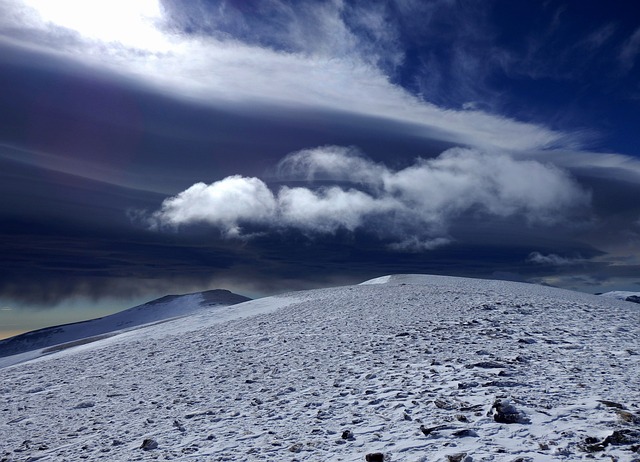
0, 0, 580, 151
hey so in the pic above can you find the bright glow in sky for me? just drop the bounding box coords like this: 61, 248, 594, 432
23, 0, 168, 51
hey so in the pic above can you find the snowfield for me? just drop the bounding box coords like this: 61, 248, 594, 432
1, 275, 639, 461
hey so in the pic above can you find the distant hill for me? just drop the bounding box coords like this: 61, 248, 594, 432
0, 289, 250, 359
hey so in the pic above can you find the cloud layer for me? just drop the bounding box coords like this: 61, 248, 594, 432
149, 146, 590, 249
0, 0, 582, 152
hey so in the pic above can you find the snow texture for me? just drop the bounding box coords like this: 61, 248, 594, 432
1, 274, 639, 461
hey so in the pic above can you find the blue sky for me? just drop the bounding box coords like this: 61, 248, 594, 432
1, 0, 639, 336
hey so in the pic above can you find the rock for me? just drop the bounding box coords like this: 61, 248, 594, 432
173, 419, 186, 433
467, 361, 505, 369
140, 438, 158, 451
625, 295, 640, 304
341, 430, 354, 440
458, 381, 479, 389
580, 429, 640, 452
602, 429, 640, 446
491, 399, 529, 424
446, 452, 469, 462
434, 398, 456, 410
365, 453, 385, 462
452, 429, 478, 438
597, 400, 626, 409
617, 410, 640, 424
289, 443, 304, 453
420, 424, 449, 436
482, 381, 524, 388
74, 401, 95, 409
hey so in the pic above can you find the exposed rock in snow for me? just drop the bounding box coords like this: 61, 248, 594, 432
599, 290, 640, 304
140, 438, 158, 451
0, 275, 638, 461
627, 295, 640, 304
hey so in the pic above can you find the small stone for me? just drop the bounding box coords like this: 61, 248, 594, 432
140, 438, 158, 451
420, 424, 448, 436
289, 443, 304, 453
467, 361, 505, 369
74, 402, 95, 409
617, 410, 640, 424
434, 398, 455, 410
342, 430, 355, 440
598, 400, 625, 409
173, 419, 186, 432
491, 399, 529, 424
452, 429, 478, 438
458, 381, 479, 389
365, 453, 384, 462
446, 453, 468, 462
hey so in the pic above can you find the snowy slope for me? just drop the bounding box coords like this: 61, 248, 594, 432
599, 291, 640, 303
0, 289, 250, 364
1, 275, 639, 462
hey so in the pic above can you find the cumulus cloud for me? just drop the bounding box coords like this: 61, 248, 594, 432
150, 176, 277, 237
148, 146, 591, 248
526, 252, 583, 266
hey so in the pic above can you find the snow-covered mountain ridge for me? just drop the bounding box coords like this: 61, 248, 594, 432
0, 289, 250, 363
0, 275, 638, 461
599, 290, 640, 304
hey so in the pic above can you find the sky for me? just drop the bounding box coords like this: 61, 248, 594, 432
1, 0, 639, 338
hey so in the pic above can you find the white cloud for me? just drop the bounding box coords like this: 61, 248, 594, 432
276, 146, 386, 186
518, 149, 640, 184
149, 146, 591, 247
526, 252, 583, 266
281, 146, 590, 225
388, 237, 453, 253
278, 186, 395, 233
0, 0, 580, 152
150, 176, 277, 237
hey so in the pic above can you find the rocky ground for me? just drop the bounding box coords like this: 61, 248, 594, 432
1, 275, 639, 461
